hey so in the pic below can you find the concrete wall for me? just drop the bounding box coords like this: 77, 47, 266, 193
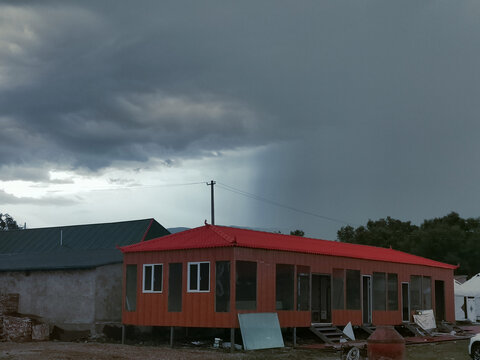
0, 263, 123, 334
94, 263, 123, 329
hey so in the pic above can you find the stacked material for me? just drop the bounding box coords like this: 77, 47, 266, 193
0, 293, 49, 342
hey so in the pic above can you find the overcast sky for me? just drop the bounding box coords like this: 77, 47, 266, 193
1, 1, 480, 239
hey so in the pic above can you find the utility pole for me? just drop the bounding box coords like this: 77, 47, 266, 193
207, 180, 216, 225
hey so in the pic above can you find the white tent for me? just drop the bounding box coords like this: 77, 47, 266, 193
454, 274, 480, 322
454, 279, 468, 321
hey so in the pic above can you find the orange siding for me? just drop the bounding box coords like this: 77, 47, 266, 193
123, 246, 455, 328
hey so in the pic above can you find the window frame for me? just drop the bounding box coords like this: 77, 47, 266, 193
187, 261, 210, 293
387, 273, 399, 311
235, 260, 257, 310
275, 264, 295, 310
142, 263, 163, 293
373, 272, 387, 311
332, 268, 345, 310
346, 269, 361, 310
125, 264, 137, 311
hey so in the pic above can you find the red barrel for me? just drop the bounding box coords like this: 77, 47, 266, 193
367, 326, 406, 360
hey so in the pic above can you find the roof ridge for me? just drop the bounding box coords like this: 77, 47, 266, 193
207, 224, 236, 244
140, 219, 154, 242
4, 218, 155, 232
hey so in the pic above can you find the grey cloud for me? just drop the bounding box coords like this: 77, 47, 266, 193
0, 2, 285, 173
1, 1, 480, 237
0, 189, 77, 206
0, 164, 51, 182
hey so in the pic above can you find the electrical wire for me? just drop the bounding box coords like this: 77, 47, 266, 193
216, 182, 359, 227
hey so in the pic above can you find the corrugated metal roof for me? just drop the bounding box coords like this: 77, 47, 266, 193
0, 219, 169, 271
121, 224, 457, 270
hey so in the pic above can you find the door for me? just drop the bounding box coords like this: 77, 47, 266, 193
467, 297, 476, 322
402, 282, 410, 322
434, 280, 445, 321
311, 274, 331, 323
362, 275, 372, 324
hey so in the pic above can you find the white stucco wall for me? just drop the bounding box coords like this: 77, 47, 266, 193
0, 263, 123, 333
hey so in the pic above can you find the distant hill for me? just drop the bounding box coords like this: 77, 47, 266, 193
167, 227, 190, 234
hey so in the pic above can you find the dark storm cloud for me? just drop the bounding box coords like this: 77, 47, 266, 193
2, 1, 480, 238
0, 1, 287, 179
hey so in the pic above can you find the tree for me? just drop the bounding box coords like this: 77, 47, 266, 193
290, 229, 305, 237
0, 213, 20, 231
337, 212, 480, 277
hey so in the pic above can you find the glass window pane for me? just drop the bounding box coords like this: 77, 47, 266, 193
276, 264, 294, 310
144, 265, 152, 291
410, 275, 422, 311
297, 266, 310, 311
422, 276, 432, 309
346, 270, 361, 310
332, 269, 344, 310
199, 262, 210, 291
153, 265, 163, 292
168, 263, 182, 312
236, 261, 257, 310
216, 261, 230, 312
125, 264, 137, 311
189, 263, 198, 291
387, 273, 398, 310
373, 272, 386, 311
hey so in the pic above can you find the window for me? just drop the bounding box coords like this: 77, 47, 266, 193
297, 266, 310, 311
346, 270, 361, 310
236, 261, 257, 310
168, 263, 182, 312
410, 275, 422, 310
125, 264, 137, 311
215, 261, 230, 312
143, 264, 163, 293
188, 262, 210, 292
332, 269, 344, 310
410, 275, 432, 311
422, 276, 432, 309
373, 272, 386, 311
387, 273, 398, 311
276, 264, 294, 310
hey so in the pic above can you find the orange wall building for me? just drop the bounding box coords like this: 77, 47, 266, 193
121, 224, 456, 330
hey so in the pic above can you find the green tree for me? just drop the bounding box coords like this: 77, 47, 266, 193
337, 212, 480, 277
290, 229, 305, 237
0, 213, 20, 231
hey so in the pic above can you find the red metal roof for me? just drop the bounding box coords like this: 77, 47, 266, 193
120, 224, 457, 269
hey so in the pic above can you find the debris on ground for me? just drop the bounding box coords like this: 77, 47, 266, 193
0, 293, 49, 342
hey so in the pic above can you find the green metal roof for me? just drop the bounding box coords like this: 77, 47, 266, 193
0, 219, 169, 271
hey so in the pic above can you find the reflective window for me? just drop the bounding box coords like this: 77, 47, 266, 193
236, 261, 257, 310
276, 264, 294, 310
188, 262, 210, 292
346, 269, 361, 310
143, 264, 163, 293
332, 269, 344, 310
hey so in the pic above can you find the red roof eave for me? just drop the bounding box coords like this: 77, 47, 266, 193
120, 224, 458, 270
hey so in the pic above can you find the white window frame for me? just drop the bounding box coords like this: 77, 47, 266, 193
187, 261, 210, 293
142, 263, 163, 293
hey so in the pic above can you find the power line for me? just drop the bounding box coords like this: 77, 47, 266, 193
46, 181, 207, 194
216, 182, 359, 227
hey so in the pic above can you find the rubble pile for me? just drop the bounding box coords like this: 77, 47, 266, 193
0, 293, 49, 342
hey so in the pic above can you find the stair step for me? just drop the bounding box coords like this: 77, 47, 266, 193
309, 323, 347, 344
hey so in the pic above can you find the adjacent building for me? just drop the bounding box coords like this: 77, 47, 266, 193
0, 219, 169, 335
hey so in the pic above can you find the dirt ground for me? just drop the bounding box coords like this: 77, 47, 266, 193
0, 339, 472, 360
